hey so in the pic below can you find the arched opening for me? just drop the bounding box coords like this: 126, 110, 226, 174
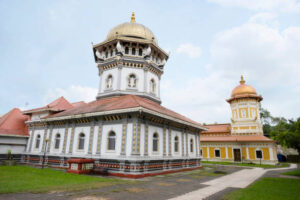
35, 134, 41, 149
125, 47, 129, 54
106, 74, 113, 89
190, 139, 194, 153
128, 74, 137, 88
78, 133, 85, 150
174, 136, 179, 153
153, 133, 159, 152
132, 48, 136, 55
139, 48, 143, 56
150, 79, 156, 94
108, 131, 116, 150
55, 133, 61, 149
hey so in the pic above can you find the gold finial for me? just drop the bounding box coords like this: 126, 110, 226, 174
131, 12, 136, 23
240, 75, 245, 84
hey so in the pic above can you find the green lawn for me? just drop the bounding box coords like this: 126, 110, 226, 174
282, 169, 300, 177
0, 166, 128, 193
202, 161, 289, 168
224, 177, 300, 200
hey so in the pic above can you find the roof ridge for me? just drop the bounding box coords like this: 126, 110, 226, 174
130, 95, 142, 106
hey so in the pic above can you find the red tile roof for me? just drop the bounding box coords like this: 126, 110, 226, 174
23, 96, 74, 114
71, 101, 86, 107
200, 135, 274, 142
45, 95, 204, 129
0, 108, 29, 136
202, 124, 231, 134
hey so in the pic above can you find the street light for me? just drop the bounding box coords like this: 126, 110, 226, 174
42, 138, 49, 169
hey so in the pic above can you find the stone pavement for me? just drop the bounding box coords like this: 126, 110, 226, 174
168, 163, 298, 200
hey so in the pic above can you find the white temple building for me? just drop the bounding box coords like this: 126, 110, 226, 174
22, 13, 206, 177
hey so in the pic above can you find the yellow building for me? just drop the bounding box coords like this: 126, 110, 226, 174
200, 76, 278, 165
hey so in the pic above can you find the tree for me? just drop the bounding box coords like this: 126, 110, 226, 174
270, 118, 300, 161
259, 107, 274, 137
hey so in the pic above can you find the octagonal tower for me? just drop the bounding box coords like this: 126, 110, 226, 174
92, 12, 169, 104
226, 76, 264, 135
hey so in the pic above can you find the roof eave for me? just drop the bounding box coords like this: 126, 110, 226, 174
36, 107, 206, 131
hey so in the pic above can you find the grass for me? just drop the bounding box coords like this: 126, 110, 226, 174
282, 169, 300, 177
0, 166, 129, 194
224, 177, 300, 200
201, 161, 290, 168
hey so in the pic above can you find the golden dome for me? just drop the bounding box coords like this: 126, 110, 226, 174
106, 12, 157, 44
231, 76, 257, 97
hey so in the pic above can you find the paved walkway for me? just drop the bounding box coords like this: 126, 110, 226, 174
169, 164, 297, 200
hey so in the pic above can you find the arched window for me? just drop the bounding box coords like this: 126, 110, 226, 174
252, 109, 256, 118
132, 48, 136, 55
190, 139, 194, 152
78, 133, 85, 150
108, 131, 116, 150
174, 136, 179, 153
139, 48, 143, 56
150, 79, 156, 93
55, 133, 61, 149
125, 47, 129, 54
106, 75, 113, 89
241, 109, 246, 118
128, 74, 137, 88
105, 51, 108, 58
35, 134, 41, 148
110, 49, 113, 57
153, 133, 159, 152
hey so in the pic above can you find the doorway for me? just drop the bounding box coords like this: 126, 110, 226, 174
233, 149, 241, 162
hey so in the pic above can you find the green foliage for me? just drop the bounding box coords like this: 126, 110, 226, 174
224, 177, 300, 200
270, 118, 300, 157
0, 166, 127, 193
260, 107, 300, 159
6, 150, 12, 160
282, 169, 300, 177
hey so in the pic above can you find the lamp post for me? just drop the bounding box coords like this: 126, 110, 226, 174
42, 138, 49, 169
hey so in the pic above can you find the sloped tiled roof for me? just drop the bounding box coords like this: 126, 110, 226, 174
45, 95, 204, 129
202, 124, 231, 134
200, 135, 274, 142
71, 101, 86, 107
23, 96, 74, 114
0, 108, 29, 136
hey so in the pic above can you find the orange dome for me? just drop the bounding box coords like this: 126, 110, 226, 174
231, 76, 257, 97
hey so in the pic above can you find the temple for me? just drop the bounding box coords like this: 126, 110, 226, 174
200, 76, 278, 164
20, 13, 205, 177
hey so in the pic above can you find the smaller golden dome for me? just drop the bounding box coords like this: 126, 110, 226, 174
231, 76, 257, 97
106, 12, 157, 44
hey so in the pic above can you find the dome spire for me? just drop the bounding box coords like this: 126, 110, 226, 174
240, 75, 245, 84
130, 12, 136, 23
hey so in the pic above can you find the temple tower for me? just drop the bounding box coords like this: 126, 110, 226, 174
92, 12, 169, 104
227, 76, 264, 136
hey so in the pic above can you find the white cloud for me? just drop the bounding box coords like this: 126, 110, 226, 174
176, 43, 202, 58
163, 13, 300, 123
208, 0, 300, 13
43, 85, 98, 104
210, 20, 300, 87
248, 12, 278, 27
161, 73, 233, 124
209, 14, 300, 119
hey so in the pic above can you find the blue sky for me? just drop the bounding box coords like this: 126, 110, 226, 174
1, 0, 300, 123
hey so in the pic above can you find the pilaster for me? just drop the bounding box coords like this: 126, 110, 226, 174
68, 123, 75, 154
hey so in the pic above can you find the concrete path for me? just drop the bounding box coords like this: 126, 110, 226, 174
169, 164, 297, 200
